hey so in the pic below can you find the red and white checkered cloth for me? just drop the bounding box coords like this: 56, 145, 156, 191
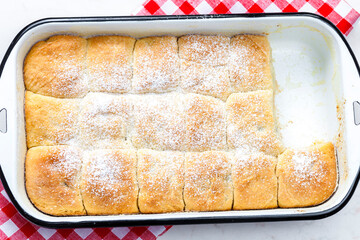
135, 0, 360, 35
1, 1, 359, 239
0, 182, 171, 239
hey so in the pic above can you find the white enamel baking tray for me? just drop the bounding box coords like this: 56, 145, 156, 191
0, 13, 359, 228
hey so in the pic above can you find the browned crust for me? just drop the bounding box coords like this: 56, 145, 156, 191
184, 151, 233, 211
25, 91, 80, 148
24, 35, 87, 98
81, 149, 139, 215
277, 142, 337, 208
230, 35, 272, 92
25, 146, 85, 216
137, 149, 184, 213
87, 36, 135, 93
232, 153, 278, 209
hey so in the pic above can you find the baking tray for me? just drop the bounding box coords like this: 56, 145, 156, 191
0, 13, 359, 228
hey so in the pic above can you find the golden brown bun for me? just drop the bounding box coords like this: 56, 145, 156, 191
138, 149, 184, 213
232, 152, 277, 209
87, 36, 135, 93
81, 149, 138, 215
25, 146, 85, 216
78, 93, 132, 149
226, 90, 283, 156
133, 36, 179, 93
185, 94, 227, 151
277, 142, 337, 208
132, 94, 186, 151
178, 35, 230, 65
25, 91, 80, 148
180, 61, 231, 100
184, 151, 232, 211
230, 35, 272, 92
24, 35, 87, 98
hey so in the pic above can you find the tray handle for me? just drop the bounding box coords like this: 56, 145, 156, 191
0, 108, 7, 133
353, 101, 360, 126
0, 39, 18, 169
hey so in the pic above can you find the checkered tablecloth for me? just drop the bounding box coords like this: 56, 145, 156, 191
135, 0, 360, 35
0, 182, 171, 239
1, 0, 359, 239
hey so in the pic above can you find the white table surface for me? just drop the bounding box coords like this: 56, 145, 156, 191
1, 1, 359, 239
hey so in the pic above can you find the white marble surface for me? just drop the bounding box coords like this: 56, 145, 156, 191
0, 0, 359, 239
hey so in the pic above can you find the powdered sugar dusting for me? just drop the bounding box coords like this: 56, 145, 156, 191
43, 147, 82, 180
186, 152, 231, 184
133, 93, 228, 152
232, 152, 276, 191
49, 57, 88, 97
25, 92, 80, 148
33, 146, 83, 212
228, 125, 282, 156
133, 36, 179, 93
226, 91, 282, 156
181, 61, 231, 100
290, 150, 326, 186
37, 146, 82, 205
230, 35, 271, 92
78, 93, 132, 150
32, 36, 89, 98
184, 151, 232, 210
185, 94, 227, 151
133, 94, 186, 151
83, 150, 136, 202
179, 35, 230, 66
87, 36, 134, 93
138, 150, 184, 212
233, 151, 271, 171
88, 63, 132, 92
52, 99, 79, 145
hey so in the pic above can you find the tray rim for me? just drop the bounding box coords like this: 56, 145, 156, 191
0, 12, 359, 228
